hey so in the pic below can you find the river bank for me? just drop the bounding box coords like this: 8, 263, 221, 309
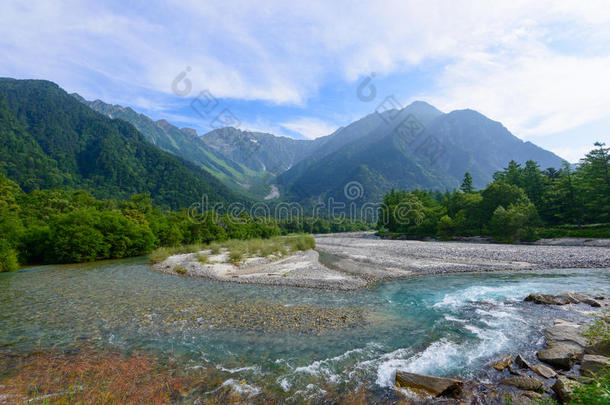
154, 232, 610, 290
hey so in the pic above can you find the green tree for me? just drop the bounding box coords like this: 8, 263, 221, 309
576, 142, 610, 223
480, 182, 530, 223
460, 172, 474, 193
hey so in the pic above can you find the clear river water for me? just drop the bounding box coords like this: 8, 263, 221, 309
1, 257, 608, 402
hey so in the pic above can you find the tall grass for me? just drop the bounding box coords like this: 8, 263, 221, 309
149, 235, 315, 265
149, 244, 203, 263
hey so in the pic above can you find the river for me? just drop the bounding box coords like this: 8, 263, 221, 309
1, 257, 608, 402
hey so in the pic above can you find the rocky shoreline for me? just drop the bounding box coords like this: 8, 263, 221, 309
153, 232, 610, 291
393, 292, 609, 404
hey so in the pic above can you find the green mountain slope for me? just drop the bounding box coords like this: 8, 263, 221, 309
72, 95, 274, 199
277, 101, 566, 204
0, 78, 240, 209
200, 127, 320, 174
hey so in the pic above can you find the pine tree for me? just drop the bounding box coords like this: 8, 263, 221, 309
460, 172, 474, 193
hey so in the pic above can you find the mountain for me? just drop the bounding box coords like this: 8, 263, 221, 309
200, 127, 320, 174
277, 101, 566, 204
0, 78, 240, 209
73, 95, 272, 199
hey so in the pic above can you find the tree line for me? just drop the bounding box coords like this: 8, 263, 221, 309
0, 174, 369, 272
378, 142, 610, 242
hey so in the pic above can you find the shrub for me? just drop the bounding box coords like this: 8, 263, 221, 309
173, 266, 187, 275
228, 249, 243, 264
582, 308, 610, 345
196, 253, 209, 264
0, 240, 19, 272
285, 234, 315, 252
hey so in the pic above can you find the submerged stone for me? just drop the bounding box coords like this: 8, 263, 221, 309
395, 371, 463, 398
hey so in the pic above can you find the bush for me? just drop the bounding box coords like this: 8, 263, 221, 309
285, 234, 315, 252
173, 266, 187, 275
582, 309, 610, 345
0, 240, 19, 272
196, 253, 209, 264
437, 215, 454, 240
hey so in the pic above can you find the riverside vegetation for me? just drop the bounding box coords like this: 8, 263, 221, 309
378, 142, 610, 242
0, 173, 363, 272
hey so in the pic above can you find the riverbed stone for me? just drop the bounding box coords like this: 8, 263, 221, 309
586, 340, 610, 357
544, 324, 588, 348
530, 363, 556, 379
552, 375, 581, 402
580, 354, 610, 377
509, 366, 526, 376
500, 376, 544, 391
525, 293, 575, 305
515, 354, 531, 369
567, 292, 602, 307
492, 355, 513, 371
395, 371, 463, 398
537, 345, 580, 369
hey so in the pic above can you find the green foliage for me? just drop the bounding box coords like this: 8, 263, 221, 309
196, 253, 209, 264
0, 239, 19, 272
378, 143, 610, 242
173, 266, 187, 275
0, 78, 239, 209
460, 172, 474, 194
488, 202, 539, 243
568, 367, 610, 404
582, 308, 610, 345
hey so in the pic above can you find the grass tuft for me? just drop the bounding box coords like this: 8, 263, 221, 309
173, 266, 187, 275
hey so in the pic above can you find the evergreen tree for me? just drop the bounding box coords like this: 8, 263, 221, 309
460, 172, 474, 193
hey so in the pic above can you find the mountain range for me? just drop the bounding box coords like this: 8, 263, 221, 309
0, 78, 239, 209
0, 78, 566, 208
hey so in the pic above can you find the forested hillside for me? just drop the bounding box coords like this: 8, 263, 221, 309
0, 79, 238, 209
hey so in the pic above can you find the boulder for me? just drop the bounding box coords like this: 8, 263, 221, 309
515, 354, 532, 369
525, 293, 574, 305
580, 354, 610, 378
544, 324, 588, 348
525, 292, 601, 307
500, 376, 544, 391
552, 375, 581, 403
585, 340, 610, 357
395, 371, 463, 398
567, 292, 602, 307
492, 355, 513, 371
530, 363, 557, 379
537, 345, 580, 369
509, 366, 526, 376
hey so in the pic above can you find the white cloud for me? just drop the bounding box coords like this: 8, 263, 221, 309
2, 0, 610, 141
279, 117, 338, 139
550, 146, 591, 163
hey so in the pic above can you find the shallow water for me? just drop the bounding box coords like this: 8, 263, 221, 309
1, 258, 609, 402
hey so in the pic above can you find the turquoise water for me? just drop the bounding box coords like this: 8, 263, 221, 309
1, 258, 609, 401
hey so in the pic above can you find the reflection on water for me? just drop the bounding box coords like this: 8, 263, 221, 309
1, 257, 608, 401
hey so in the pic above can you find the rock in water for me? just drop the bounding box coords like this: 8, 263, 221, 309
580, 354, 610, 377
544, 324, 588, 348
500, 376, 544, 391
553, 375, 581, 402
524, 293, 575, 305
537, 323, 587, 369
492, 355, 513, 371
395, 371, 463, 398
537, 345, 580, 369
530, 363, 556, 379
515, 354, 531, 369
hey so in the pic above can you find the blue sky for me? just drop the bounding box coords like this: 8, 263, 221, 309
1, 1, 609, 162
